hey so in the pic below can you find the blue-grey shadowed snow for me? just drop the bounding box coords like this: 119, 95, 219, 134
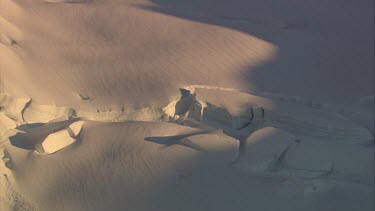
9, 118, 79, 150
145, 129, 221, 152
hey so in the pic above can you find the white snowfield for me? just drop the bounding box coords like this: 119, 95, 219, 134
0, 0, 373, 211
